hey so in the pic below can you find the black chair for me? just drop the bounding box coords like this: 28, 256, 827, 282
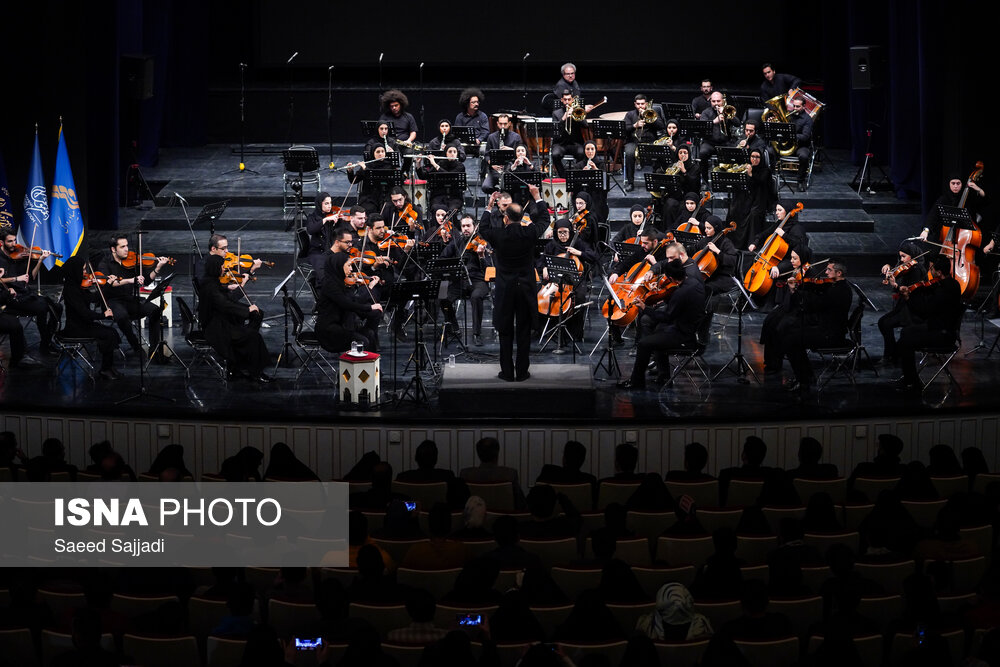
176, 296, 226, 382
917, 303, 967, 394
813, 302, 876, 389
539, 93, 557, 116
287, 296, 337, 383
294, 227, 317, 300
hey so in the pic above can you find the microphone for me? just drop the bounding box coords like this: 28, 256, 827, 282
328, 65, 334, 71
419, 62, 424, 70
174, 192, 187, 204
379, 52, 384, 63
523, 52, 530, 60
287, 52, 298, 64
239, 62, 247, 68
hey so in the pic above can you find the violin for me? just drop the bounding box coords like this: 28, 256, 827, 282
219, 271, 254, 284
940, 160, 984, 300
676, 191, 712, 233
898, 276, 943, 297
691, 221, 737, 278
377, 233, 411, 251
348, 247, 391, 268
222, 252, 274, 271
743, 202, 804, 296
883, 259, 919, 285
9, 244, 62, 260
571, 209, 589, 234
466, 236, 489, 253
122, 251, 175, 268
398, 203, 419, 227
344, 273, 376, 288
81, 271, 109, 288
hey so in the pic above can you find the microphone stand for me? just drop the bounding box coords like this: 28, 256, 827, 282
418, 62, 425, 138
286, 51, 298, 146
521, 52, 530, 112
378, 53, 384, 113
326, 65, 335, 169
223, 63, 259, 175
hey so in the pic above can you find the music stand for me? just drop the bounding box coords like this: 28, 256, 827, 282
664, 103, 695, 120
539, 255, 583, 357
501, 171, 542, 206
592, 274, 624, 380
711, 276, 760, 384
283, 146, 320, 231
450, 126, 478, 149
612, 242, 646, 263
711, 169, 750, 196
194, 201, 230, 239
425, 258, 467, 354
637, 144, 674, 167
488, 149, 516, 169
567, 170, 604, 199
760, 120, 795, 185
672, 230, 704, 249
270, 270, 301, 372
363, 169, 403, 210
426, 171, 467, 192
588, 119, 627, 193
644, 173, 681, 200
717, 147, 750, 166
390, 279, 442, 406
360, 121, 385, 138
679, 119, 712, 150
142, 272, 186, 374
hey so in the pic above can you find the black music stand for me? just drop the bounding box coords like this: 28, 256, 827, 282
142, 273, 185, 374
679, 119, 712, 158
283, 147, 320, 231
664, 103, 695, 120
363, 169, 403, 211
193, 200, 230, 239
488, 149, 516, 169
567, 170, 604, 199
644, 173, 681, 200
612, 242, 646, 263
271, 271, 301, 373
711, 169, 750, 197
426, 171, 467, 212
588, 119, 627, 194
637, 144, 674, 170
500, 171, 542, 206
672, 230, 704, 251
717, 147, 750, 166
539, 255, 583, 358
390, 279, 442, 406
520, 118, 555, 171
712, 276, 760, 385
360, 121, 385, 138
759, 121, 797, 193
450, 126, 478, 150
425, 258, 468, 354
592, 274, 624, 381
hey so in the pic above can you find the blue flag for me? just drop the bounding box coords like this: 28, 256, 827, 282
0, 151, 13, 234
20, 128, 56, 270
50, 123, 84, 266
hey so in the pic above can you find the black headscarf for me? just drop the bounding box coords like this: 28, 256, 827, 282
574, 190, 594, 210
204, 254, 225, 281
313, 191, 332, 216
630, 204, 646, 216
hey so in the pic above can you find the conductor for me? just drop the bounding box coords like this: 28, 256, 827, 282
478, 200, 543, 382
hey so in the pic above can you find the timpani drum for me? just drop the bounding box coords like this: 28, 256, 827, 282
542, 178, 569, 211
787, 88, 824, 119
517, 116, 553, 159
403, 179, 427, 208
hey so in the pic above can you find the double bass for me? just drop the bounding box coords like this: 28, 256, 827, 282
940, 160, 984, 300
743, 202, 804, 296
691, 221, 737, 278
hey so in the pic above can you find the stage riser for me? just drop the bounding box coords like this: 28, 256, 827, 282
438, 363, 596, 416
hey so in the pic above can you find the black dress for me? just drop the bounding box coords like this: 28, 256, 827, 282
198, 256, 270, 376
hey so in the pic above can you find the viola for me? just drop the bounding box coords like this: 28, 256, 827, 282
9, 244, 63, 260
219, 271, 255, 284
883, 258, 919, 285
743, 202, 804, 296
940, 160, 984, 300
676, 191, 712, 233
571, 208, 589, 234
899, 276, 943, 296
348, 247, 390, 268
122, 251, 175, 268
344, 273, 376, 288
691, 221, 737, 278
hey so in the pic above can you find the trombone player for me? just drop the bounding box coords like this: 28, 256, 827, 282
623, 94, 666, 192
699, 91, 737, 168
551, 89, 586, 178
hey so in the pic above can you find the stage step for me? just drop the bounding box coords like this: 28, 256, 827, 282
438, 363, 596, 416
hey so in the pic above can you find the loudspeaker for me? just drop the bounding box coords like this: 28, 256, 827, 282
849, 46, 883, 90
121, 54, 154, 101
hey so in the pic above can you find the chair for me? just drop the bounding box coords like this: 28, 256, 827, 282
321, 568, 358, 588
698, 507, 743, 534
294, 226, 318, 300
52, 329, 98, 380
627, 510, 675, 538
110, 593, 179, 617
659, 341, 710, 388
519, 537, 578, 568
372, 538, 428, 566
0, 628, 39, 667
761, 506, 806, 534
585, 535, 651, 566
466, 482, 515, 511
597, 481, 641, 510
245, 567, 280, 594
960, 524, 993, 561
654, 639, 711, 667
813, 303, 872, 389
736, 534, 778, 565
461, 539, 497, 560
632, 565, 697, 598
801, 565, 830, 592
349, 603, 410, 637
793, 478, 847, 505
551, 567, 602, 599
282, 146, 322, 214
494, 569, 521, 593
734, 636, 800, 667
176, 296, 226, 381
694, 599, 743, 628
41, 630, 114, 666
531, 604, 574, 639
396, 567, 462, 600
916, 303, 967, 394
287, 296, 338, 383
382, 643, 425, 667
418, 510, 464, 534
268, 598, 321, 637
189, 595, 229, 638
938, 592, 977, 614
491, 642, 533, 667
857, 594, 904, 631
841, 503, 875, 531
931, 475, 969, 499
392, 481, 448, 508
890, 629, 964, 667
665, 479, 720, 508
854, 560, 916, 594
206, 636, 249, 667
770, 596, 822, 637
607, 602, 655, 634
37, 586, 86, 618
925, 556, 987, 593
123, 634, 200, 667
657, 535, 715, 567
484, 511, 530, 530
807, 634, 883, 667
973, 473, 1000, 495
726, 479, 764, 507
560, 641, 628, 666
535, 482, 594, 512
901, 499, 948, 528
804, 531, 860, 555
852, 477, 900, 503
740, 564, 769, 584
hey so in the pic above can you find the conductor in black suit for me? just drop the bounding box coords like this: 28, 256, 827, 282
478, 195, 543, 382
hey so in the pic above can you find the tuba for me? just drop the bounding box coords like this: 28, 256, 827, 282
760, 94, 797, 157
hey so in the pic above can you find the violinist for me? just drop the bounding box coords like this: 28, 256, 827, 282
332, 207, 368, 244
198, 254, 272, 383
551, 90, 586, 178
894, 255, 963, 393
919, 174, 987, 242
690, 216, 738, 296
673, 193, 708, 232
877, 241, 926, 367
760, 244, 816, 373
537, 218, 599, 344
617, 258, 705, 391
425, 120, 466, 162
440, 214, 491, 347
0, 229, 59, 357
98, 234, 169, 362
360, 215, 412, 342
748, 201, 808, 268
424, 208, 454, 245
388, 187, 423, 235
378, 89, 418, 143
423, 145, 464, 213
763, 260, 851, 396
728, 148, 774, 250
316, 231, 384, 355
545, 191, 598, 247
305, 192, 339, 286
363, 122, 398, 160
0, 268, 30, 368
61, 255, 121, 380
204, 235, 261, 296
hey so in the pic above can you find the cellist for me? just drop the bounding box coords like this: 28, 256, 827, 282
689, 215, 739, 297
613, 205, 649, 244
536, 218, 598, 344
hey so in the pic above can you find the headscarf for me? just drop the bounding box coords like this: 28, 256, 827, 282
463, 496, 487, 529
204, 254, 225, 281
651, 583, 713, 639
313, 191, 332, 215
630, 204, 646, 216
575, 190, 593, 210
683, 192, 699, 204
554, 218, 573, 232
898, 240, 922, 259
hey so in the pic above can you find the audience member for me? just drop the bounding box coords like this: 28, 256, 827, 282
401, 503, 468, 569
350, 462, 410, 511
210, 582, 256, 638
662, 494, 706, 536
692, 527, 745, 599
85, 440, 136, 481
553, 589, 626, 642
536, 440, 598, 508
484, 515, 541, 569
897, 461, 939, 501
961, 447, 989, 486
372, 499, 425, 540
459, 437, 526, 509
26, 437, 78, 480
914, 507, 981, 562
220, 447, 264, 481
519, 484, 581, 539
665, 441, 714, 482
348, 544, 404, 603
635, 582, 713, 640
721, 580, 794, 640
49, 608, 122, 667
441, 557, 502, 604
489, 589, 546, 642
849, 434, 907, 496
264, 442, 320, 481
451, 496, 490, 539
819, 544, 885, 619
927, 444, 963, 477
767, 518, 822, 596
599, 559, 647, 603
626, 473, 674, 511
599, 443, 642, 483
718, 436, 775, 505
347, 511, 396, 572
801, 492, 843, 533
788, 437, 839, 479
396, 440, 456, 483
385, 588, 448, 644
857, 490, 922, 557
148, 444, 192, 481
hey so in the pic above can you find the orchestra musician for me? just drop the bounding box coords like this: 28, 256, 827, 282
623, 94, 666, 192
61, 254, 121, 380
423, 145, 464, 213
760, 64, 802, 103
363, 121, 398, 160
551, 90, 586, 178
734, 121, 768, 159
658, 145, 700, 228
332, 207, 368, 244
786, 98, 813, 192
748, 202, 809, 264
699, 92, 732, 166
378, 89, 418, 143
98, 234, 170, 363
387, 186, 424, 236
690, 216, 739, 296
424, 208, 454, 245
0, 268, 30, 369
454, 88, 490, 153
203, 234, 262, 297
727, 148, 774, 249
692, 79, 714, 120
537, 218, 599, 345
482, 115, 523, 195
305, 191, 339, 287
425, 120, 467, 161
546, 191, 599, 248
345, 145, 393, 214
359, 214, 414, 342
759, 244, 816, 371
617, 258, 705, 391
919, 174, 987, 242
612, 205, 650, 244
316, 230, 384, 355
198, 254, 272, 383
478, 201, 543, 382
553, 62, 582, 99
498, 145, 536, 204
440, 213, 492, 347
572, 141, 609, 223
673, 193, 708, 232
0, 228, 59, 357
878, 241, 927, 367
893, 255, 963, 393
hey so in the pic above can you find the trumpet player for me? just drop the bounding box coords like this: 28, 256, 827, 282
699, 92, 735, 167
551, 90, 586, 178
734, 121, 768, 160
624, 94, 666, 192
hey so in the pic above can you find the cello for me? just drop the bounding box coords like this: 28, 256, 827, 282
537, 226, 585, 317
940, 160, 984, 300
691, 221, 737, 278
743, 202, 804, 296
675, 191, 712, 233
600, 236, 672, 326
